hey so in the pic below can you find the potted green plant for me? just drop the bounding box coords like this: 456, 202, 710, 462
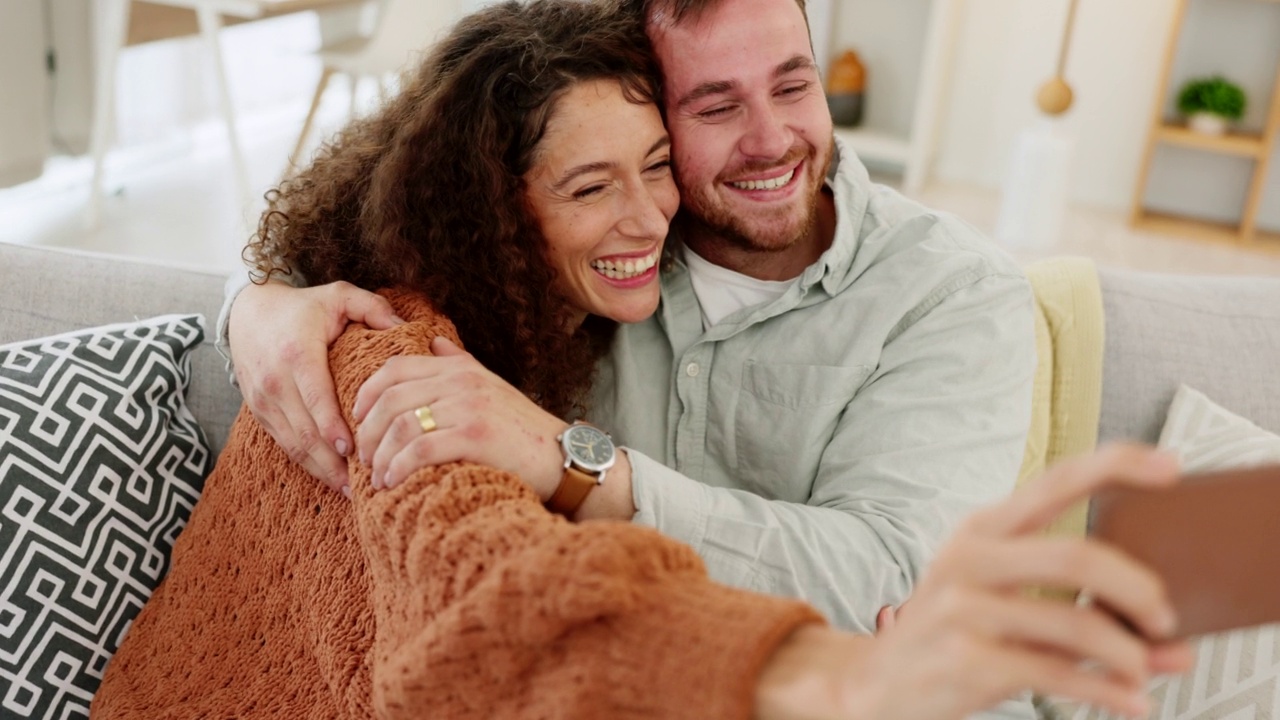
1177, 76, 1247, 136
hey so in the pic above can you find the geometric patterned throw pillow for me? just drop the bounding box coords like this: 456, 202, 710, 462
1158, 384, 1280, 471
1059, 384, 1280, 720
0, 315, 211, 720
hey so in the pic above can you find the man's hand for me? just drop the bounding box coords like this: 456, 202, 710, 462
353, 337, 569, 498
229, 279, 402, 494
755, 445, 1195, 720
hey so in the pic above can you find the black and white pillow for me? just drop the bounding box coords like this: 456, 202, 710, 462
0, 315, 211, 720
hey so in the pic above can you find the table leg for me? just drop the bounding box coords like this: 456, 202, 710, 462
195, 4, 252, 208
289, 66, 334, 172
85, 0, 131, 229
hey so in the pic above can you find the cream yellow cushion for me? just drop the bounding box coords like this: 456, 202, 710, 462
1018, 257, 1106, 540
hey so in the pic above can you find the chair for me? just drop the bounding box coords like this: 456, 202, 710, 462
289, 0, 466, 168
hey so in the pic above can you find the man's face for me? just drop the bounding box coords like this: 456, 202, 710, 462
648, 0, 833, 255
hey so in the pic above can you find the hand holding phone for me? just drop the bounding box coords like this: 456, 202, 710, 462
1090, 463, 1280, 639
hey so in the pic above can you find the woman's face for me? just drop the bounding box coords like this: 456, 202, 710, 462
524, 78, 680, 326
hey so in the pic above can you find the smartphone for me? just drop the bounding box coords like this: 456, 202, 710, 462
1089, 463, 1280, 639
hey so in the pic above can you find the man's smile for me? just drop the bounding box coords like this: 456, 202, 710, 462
725, 160, 803, 197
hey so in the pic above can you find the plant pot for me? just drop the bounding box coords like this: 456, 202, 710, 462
1188, 112, 1229, 136
827, 92, 864, 127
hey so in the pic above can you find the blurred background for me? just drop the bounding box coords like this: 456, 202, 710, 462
2, 0, 1278, 276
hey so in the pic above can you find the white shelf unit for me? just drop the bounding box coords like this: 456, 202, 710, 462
819, 0, 964, 194
832, 127, 910, 165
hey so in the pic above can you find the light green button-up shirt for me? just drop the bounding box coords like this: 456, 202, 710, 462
589, 139, 1037, 635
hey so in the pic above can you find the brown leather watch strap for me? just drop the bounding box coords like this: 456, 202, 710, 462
545, 466, 600, 517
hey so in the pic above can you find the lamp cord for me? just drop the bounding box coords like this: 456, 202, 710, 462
1056, 0, 1082, 78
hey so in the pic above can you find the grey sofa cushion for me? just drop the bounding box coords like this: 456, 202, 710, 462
1098, 267, 1280, 445
0, 244, 240, 456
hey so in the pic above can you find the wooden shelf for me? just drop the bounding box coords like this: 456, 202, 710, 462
1134, 210, 1280, 255
1155, 124, 1267, 157
1130, 0, 1280, 248
1134, 210, 1242, 243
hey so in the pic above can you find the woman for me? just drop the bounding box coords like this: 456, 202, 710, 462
91, 4, 815, 717
91, 2, 1188, 719
247, 8, 674, 420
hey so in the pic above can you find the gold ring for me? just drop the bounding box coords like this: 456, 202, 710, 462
414, 405, 437, 434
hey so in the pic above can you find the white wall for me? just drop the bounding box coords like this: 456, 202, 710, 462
0, 1, 50, 187
831, 0, 1280, 230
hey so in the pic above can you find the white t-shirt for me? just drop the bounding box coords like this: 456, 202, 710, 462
684, 246, 799, 329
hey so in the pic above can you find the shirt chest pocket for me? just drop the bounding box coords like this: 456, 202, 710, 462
731, 362, 873, 499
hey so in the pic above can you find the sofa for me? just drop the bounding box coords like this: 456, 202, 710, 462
2, 240, 1279, 718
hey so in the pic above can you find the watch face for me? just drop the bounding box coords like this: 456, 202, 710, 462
563, 424, 615, 472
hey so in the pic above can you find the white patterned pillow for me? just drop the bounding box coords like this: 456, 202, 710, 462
0, 315, 211, 720
1061, 384, 1280, 720
1158, 385, 1280, 471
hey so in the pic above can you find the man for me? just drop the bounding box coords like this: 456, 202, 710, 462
224, 0, 1033, 635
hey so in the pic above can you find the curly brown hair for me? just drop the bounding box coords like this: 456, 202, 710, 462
246, 0, 660, 418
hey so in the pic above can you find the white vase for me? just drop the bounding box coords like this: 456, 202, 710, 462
995, 118, 1075, 252
1188, 112, 1229, 136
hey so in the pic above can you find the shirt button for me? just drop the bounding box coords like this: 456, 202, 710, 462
686, 362, 700, 378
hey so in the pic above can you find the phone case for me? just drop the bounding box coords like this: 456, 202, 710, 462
1089, 464, 1280, 639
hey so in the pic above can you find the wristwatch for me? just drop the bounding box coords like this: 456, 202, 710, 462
546, 422, 616, 517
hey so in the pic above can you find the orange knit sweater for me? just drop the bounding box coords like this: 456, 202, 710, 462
91, 291, 823, 719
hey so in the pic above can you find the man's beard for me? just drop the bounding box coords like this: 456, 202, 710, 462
678, 145, 832, 257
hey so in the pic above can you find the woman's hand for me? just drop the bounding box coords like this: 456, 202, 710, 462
353, 337, 569, 497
